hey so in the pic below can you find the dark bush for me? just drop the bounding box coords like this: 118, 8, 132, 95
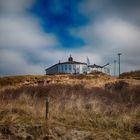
0, 82, 140, 108
105, 80, 129, 91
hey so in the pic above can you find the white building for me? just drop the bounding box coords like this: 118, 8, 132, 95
45, 56, 87, 74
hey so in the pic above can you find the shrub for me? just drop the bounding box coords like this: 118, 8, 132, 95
104, 80, 129, 91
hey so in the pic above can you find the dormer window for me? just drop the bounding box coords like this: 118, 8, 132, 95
68, 55, 73, 61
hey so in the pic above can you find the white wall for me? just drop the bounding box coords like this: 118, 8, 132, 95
59, 64, 75, 73
46, 63, 88, 74
45, 65, 58, 74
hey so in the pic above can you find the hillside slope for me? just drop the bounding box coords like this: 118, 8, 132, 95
0, 74, 140, 139
120, 70, 140, 80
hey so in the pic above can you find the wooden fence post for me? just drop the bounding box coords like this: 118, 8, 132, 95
46, 96, 49, 120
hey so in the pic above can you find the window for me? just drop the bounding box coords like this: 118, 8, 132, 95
65, 65, 67, 71
69, 65, 71, 70
62, 65, 63, 71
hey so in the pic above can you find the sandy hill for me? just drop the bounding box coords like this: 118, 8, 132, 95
120, 70, 140, 80
0, 73, 140, 139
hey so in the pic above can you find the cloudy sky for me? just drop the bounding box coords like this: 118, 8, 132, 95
0, 0, 140, 76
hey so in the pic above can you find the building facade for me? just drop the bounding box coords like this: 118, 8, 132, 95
45, 56, 87, 74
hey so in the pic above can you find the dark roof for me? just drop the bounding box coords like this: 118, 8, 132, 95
45, 61, 87, 71
60, 61, 87, 65
88, 63, 109, 68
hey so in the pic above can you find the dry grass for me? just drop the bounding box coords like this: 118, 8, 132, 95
120, 70, 140, 80
0, 94, 45, 125
0, 75, 140, 139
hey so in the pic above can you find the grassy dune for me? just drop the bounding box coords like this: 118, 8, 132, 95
120, 70, 140, 80
0, 73, 140, 139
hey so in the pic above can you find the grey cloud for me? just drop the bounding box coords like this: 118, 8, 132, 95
0, 0, 59, 76
79, 0, 140, 23
0, 0, 140, 76
70, 17, 140, 74
0, 0, 34, 15
0, 49, 44, 76
76, 0, 140, 74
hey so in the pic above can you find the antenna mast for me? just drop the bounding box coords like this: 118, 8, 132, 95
114, 60, 117, 76
118, 53, 122, 77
